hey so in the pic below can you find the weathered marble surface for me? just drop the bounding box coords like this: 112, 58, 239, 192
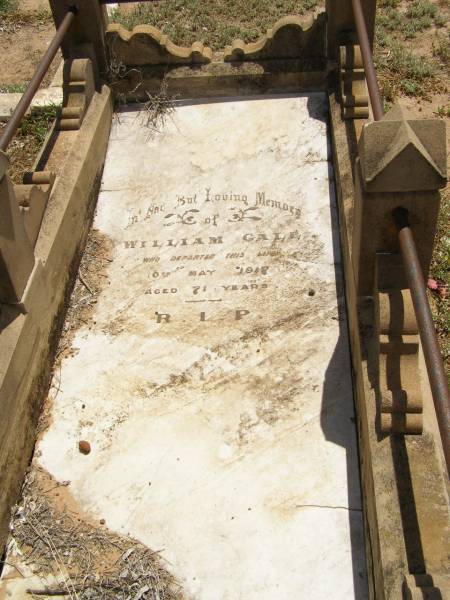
38, 94, 367, 599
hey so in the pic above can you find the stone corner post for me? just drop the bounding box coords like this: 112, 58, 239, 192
352, 102, 447, 434
353, 103, 447, 298
326, 0, 377, 60
49, 0, 108, 85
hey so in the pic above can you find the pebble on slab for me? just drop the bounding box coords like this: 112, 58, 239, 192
78, 440, 91, 455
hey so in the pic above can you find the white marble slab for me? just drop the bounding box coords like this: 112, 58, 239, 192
38, 94, 367, 599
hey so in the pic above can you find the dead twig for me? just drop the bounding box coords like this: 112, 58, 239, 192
78, 272, 93, 295
8, 470, 183, 600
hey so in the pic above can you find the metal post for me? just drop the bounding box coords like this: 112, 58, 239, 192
351, 0, 384, 121
393, 208, 450, 478
0, 9, 76, 153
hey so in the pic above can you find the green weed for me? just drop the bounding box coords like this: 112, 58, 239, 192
18, 105, 58, 146
376, 42, 437, 99
378, 0, 401, 7
436, 105, 450, 117
0, 0, 16, 14
376, 0, 447, 48
406, 0, 437, 20
432, 33, 450, 68
0, 83, 27, 93
377, 8, 404, 33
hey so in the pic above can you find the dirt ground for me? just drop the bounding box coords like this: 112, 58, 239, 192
0, 0, 59, 90
1, 468, 182, 599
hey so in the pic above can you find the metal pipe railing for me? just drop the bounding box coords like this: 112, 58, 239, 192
350, 0, 384, 120
350, 0, 450, 477
394, 208, 450, 477
0, 8, 77, 153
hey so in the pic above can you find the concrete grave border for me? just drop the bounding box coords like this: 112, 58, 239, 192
0, 76, 112, 547
0, 2, 448, 597
329, 95, 449, 599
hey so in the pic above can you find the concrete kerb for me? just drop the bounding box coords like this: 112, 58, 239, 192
329, 93, 450, 600
0, 84, 112, 550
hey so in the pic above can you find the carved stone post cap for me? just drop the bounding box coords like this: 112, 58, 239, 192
359, 103, 447, 193
0, 150, 9, 181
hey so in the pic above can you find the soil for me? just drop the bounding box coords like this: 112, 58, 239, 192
0, 1, 60, 89
20, 0, 48, 10
56, 228, 114, 364
1, 467, 182, 599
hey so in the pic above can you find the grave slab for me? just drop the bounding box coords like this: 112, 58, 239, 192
36, 93, 367, 599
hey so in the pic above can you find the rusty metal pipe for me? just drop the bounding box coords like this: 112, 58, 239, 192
351, 0, 384, 121
0, 8, 76, 153
393, 207, 450, 478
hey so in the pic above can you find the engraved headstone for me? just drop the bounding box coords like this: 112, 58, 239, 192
39, 94, 367, 599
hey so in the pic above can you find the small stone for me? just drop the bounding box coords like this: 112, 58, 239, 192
78, 440, 91, 455
100, 518, 106, 525
308, 288, 316, 296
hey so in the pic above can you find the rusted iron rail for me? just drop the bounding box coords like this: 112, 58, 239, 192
351, 0, 450, 477
350, 0, 384, 121
394, 208, 450, 476
0, 8, 76, 153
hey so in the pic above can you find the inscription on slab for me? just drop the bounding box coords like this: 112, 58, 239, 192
122, 187, 314, 321
39, 95, 367, 599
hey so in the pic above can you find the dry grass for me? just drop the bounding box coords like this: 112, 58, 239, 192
375, 0, 449, 101
0, 6, 52, 31
7, 468, 182, 600
376, 41, 440, 101
108, 42, 177, 130
0, 0, 15, 15
138, 79, 177, 134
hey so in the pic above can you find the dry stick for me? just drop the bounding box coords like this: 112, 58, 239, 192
28, 581, 131, 595
27, 517, 78, 600
78, 272, 93, 295
27, 588, 73, 596
16, 485, 181, 599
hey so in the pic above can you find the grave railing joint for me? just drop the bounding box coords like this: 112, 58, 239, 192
350, 0, 449, 478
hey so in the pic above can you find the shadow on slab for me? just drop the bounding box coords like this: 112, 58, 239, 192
319, 113, 368, 599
